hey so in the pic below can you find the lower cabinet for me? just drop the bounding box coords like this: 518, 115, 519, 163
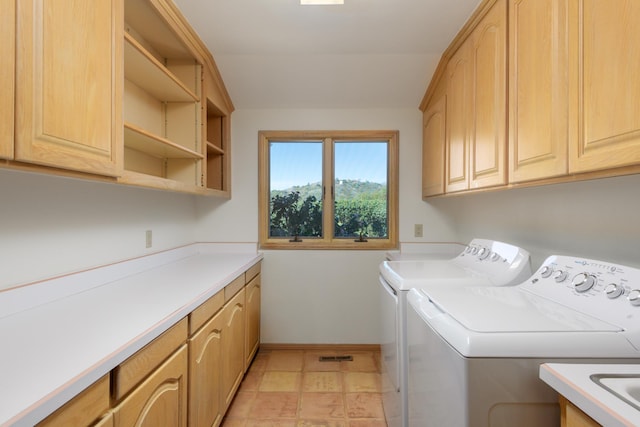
35, 262, 261, 427
188, 307, 224, 427
112, 345, 189, 427
244, 272, 261, 371
188, 261, 262, 427
94, 413, 114, 427
221, 288, 246, 411
559, 396, 600, 427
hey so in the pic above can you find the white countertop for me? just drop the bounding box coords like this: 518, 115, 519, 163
0, 243, 262, 427
540, 363, 640, 427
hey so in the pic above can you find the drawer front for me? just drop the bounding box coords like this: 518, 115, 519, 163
112, 317, 188, 400
189, 290, 224, 335
224, 275, 245, 301
245, 261, 261, 282
37, 375, 110, 427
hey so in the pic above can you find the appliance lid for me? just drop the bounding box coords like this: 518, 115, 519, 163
380, 260, 488, 291
423, 286, 622, 333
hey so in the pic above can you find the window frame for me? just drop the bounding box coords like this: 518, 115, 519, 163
258, 130, 399, 250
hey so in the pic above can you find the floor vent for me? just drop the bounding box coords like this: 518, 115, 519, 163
318, 355, 353, 362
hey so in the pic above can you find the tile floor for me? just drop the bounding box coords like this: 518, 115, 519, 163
221, 348, 387, 427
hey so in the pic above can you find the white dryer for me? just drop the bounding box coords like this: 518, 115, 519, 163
379, 239, 531, 427
406, 255, 640, 427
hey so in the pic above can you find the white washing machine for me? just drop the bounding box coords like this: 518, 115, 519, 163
379, 239, 531, 427
406, 255, 640, 427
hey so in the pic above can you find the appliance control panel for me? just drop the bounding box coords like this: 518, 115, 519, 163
458, 238, 528, 264
455, 239, 532, 285
522, 255, 640, 329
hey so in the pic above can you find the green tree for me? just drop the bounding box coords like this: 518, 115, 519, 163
270, 182, 388, 241
270, 191, 322, 240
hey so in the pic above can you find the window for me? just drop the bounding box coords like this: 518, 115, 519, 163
258, 130, 398, 249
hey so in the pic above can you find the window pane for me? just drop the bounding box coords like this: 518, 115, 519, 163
334, 141, 388, 239
269, 141, 323, 239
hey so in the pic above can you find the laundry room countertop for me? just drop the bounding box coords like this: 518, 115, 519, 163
540, 363, 640, 427
0, 243, 262, 427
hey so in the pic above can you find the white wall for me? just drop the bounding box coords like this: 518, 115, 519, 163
427, 174, 640, 270
0, 169, 197, 290
195, 108, 457, 344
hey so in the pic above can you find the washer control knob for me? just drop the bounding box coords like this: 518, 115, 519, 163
470, 246, 479, 255
554, 270, 568, 283
540, 266, 554, 278
572, 273, 597, 292
478, 248, 490, 260
629, 289, 640, 307
490, 252, 501, 262
604, 283, 624, 299
465, 246, 473, 254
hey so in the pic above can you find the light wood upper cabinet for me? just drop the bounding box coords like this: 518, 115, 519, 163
0, 0, 14, 160
444, 0, 507, 194
2, 0, 233, 195
508, 0, 571, 183
469, 0, 507, 189
422, 93, 447, 198
121, 0, 204, 192
568, 0, 640, 173
204, 67, 232, 197
424, 0, 640, 195
445, 42, 472, 193
15, 0, 122, 176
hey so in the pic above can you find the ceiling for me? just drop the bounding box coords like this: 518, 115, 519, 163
172, 0, 482, 109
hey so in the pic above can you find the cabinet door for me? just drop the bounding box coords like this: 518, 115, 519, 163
569, 0, 640, 173
15, 0, 122, 176
445, 42, 472, 193
189, 310, 224, 427
0, 0, 14, 159
221, 288, 246, 411
422, 94, 446, 198
470, 0, 507, 189
244, 274, 261, 371
94, 412, 114, 427
113, 345, 188, 427
509, 0, 571, 182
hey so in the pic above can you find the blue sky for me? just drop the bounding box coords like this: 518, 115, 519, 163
270, 141, 388, 190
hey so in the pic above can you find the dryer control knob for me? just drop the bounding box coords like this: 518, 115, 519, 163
629, 289, 640, 307
540, 266, 554, 278
573, 273, 597, 292
554, 270, 568, 283
604, 283, 624, 299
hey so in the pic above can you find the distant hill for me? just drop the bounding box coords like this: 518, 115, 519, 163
271, 179, 386, 201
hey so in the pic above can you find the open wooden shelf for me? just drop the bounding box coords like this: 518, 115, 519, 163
124, 122, 203, 160
206, 142, 224, 156
124, 33, 199, 103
